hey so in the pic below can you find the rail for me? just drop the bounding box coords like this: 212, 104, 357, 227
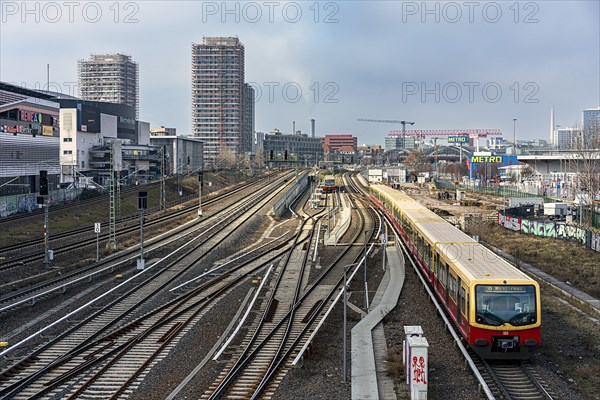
169, 231, 289, 292
390, 213, 496, 399
292, 205, 382, 365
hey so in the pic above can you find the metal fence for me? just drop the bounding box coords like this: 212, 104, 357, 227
434, 179, 560, 204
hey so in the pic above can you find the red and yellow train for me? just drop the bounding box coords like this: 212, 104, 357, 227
370, 184, 541, 359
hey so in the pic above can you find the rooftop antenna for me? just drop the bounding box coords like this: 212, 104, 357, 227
47, 64, 50, 91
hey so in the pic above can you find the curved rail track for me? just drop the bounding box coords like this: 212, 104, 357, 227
0, 173, 299, 399
0, 173, 294, 312
0, 175, 277, 272
358, 172, 555, 400
199, 182, 382, 399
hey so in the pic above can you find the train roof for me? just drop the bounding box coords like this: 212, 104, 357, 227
437, 242, 532, 282
372, 184, 534, 283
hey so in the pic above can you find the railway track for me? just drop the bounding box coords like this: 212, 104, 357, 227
364, 174, 555, 400
0, 175, 273, 272
0, 173, 298, 398
476, 357, 555, 400
0, 173, 294, 312
197, 185, 381, 399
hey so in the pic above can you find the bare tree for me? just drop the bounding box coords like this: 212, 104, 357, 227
571, 123, 600, 226
214, 144, 239, 171
404, 149, 431, 175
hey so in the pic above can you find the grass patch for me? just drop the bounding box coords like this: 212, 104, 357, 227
386, 347, 404, 381
466, 222, 600, 298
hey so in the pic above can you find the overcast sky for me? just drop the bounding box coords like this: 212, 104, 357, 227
1, 1, 599, 145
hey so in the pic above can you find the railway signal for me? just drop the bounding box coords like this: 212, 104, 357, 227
39, 170, 48, 196
94, 222, 101, 262
39, 170, 51, 267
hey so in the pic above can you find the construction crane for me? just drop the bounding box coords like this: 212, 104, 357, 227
357, 118, 415, 135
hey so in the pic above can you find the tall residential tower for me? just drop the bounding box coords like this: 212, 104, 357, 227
78, 53, 139, 118
192, 37, 245, 166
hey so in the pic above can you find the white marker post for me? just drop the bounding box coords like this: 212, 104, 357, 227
94, 222, 101, 262
381, 233, 387, 271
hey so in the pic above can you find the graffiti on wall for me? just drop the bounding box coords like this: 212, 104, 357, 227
499, 214, 522, 231
591, 233, 600, 252
499, 214, 589, 246
17, 194, 37, 213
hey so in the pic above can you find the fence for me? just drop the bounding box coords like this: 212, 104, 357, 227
435, 179, 560, 204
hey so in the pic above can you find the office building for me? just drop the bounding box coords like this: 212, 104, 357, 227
192, 37, 245, 166
150, 126, 177, 137
263, 130, 323, 165
385, 135, 416, 150
322, 134, 357, 162
552, 127, 577, 150
582, 107, 600, 143
78, 53, 139, 118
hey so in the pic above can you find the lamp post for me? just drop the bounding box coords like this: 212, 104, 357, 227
343, 262, 359, 383
513, 118, 517, 154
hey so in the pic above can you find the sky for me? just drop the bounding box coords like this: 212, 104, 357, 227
1, 0, 599, 145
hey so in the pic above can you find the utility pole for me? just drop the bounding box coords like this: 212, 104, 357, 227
160, 146, 166, 211
137, 191, 147, 270
198, 171, 203, 217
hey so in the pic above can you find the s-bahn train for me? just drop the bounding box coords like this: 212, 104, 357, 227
321, 175, 337, 193
370, 184, 541, 359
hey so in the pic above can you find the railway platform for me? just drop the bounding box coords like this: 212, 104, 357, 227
325, 193, 352, 246
351, 244, 405, 399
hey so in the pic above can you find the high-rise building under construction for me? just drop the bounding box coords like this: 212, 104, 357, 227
78, 53, 139, 118
192, 37, 245, 166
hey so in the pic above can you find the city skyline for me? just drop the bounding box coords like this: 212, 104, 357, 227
1, 1, 598, 145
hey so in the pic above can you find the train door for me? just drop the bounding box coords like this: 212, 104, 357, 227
444, 263, 449, 304
456, 277, 462, 324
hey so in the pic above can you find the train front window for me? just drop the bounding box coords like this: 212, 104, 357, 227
475, 285, 537, 327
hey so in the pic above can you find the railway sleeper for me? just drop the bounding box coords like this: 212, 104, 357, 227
0, 355, 39, 380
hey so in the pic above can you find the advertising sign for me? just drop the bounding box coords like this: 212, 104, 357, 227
448, 136, 468, 143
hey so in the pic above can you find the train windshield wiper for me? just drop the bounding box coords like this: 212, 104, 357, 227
507, 312, 535, 326
477, 310, 504, 326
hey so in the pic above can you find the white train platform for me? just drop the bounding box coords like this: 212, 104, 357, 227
351, 245, 405, 399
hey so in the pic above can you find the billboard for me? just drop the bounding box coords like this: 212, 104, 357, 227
468, 155, 519, 179
448, 136, 468, 143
